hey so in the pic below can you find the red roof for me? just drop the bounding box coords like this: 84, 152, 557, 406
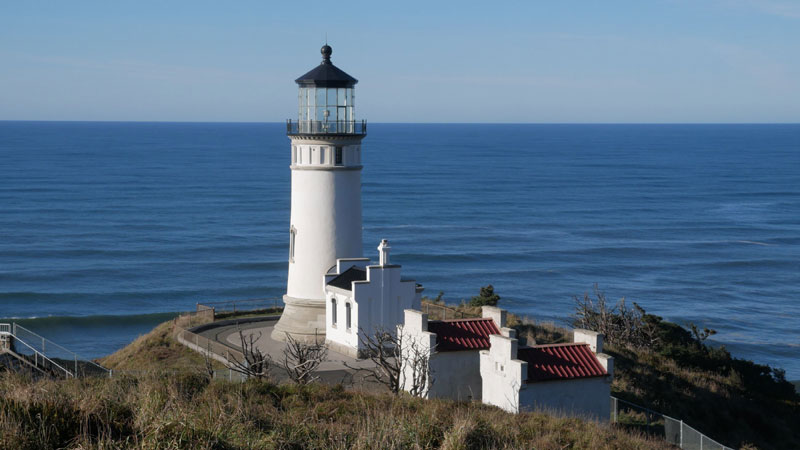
427, 318, 500, 352
517, 343, 606, 383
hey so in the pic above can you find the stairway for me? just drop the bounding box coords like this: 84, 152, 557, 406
0, 323, 110, 379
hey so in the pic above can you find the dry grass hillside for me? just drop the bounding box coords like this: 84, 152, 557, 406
99, 314, 214, 372
0, 312, 673, 449
0, 370, 671, 449
3, 296, 797, 449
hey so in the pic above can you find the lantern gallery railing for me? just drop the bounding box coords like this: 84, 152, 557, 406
286, 119, 367, 136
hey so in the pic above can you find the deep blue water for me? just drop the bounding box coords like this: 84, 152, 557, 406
1, 122, 798, 377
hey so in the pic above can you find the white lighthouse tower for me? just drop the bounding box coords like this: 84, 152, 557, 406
272, 45, 367, 342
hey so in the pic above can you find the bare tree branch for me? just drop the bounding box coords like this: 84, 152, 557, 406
344, 326, 433, 397
281, 332, 328, 385
226, 326, 272, 380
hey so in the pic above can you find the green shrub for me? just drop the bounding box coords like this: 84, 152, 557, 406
468, 285, 500, 307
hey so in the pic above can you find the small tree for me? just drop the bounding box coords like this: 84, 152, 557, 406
345, 326, 433, 397
422, 291, 445, 303
281, 332, 328, 385
572, 285, 659, 350
401, 329, 434, 398
201, 342, 216, 383
469, 285, 500, 307
227, 326, 272, 380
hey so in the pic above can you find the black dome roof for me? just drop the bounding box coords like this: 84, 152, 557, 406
295, 45, 358, 88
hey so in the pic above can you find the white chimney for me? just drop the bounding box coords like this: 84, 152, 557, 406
378, 239, 391, 266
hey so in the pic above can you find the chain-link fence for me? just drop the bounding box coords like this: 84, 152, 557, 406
611, 396, 732, 449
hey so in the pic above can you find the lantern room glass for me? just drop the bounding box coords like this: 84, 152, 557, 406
298, 87, 355, 124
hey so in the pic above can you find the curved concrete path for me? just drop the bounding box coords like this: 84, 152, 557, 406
195, 316, 383, 391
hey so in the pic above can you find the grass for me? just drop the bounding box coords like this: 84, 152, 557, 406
0, 372, 671, 449
98, 314, 213, 372
0, 308, 672, 449
4, 301, 798, 448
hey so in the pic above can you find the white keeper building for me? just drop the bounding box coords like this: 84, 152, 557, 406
323, 240, 423, 358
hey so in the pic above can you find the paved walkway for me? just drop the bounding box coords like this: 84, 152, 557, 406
196, 316, 384, 391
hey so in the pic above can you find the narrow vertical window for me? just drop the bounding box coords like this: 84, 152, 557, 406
289, 226, 296, 263
331, 298, 337, 325
335, 146, 343, 166
346, 303, 351, 329
299, 147, 303, 164
320, 147, 326, 164
292, 146, 297, 164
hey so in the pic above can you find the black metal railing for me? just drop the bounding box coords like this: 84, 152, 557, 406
286, 119, 367, 136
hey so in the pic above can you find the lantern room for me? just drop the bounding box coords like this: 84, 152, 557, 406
288, 45, 366, 135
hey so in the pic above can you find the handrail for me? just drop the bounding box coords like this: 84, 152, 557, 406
0, 323, 10, 334
286, 119, 367, 136
196, 297, 282, 308
12, 335, 74, 378
421, 302, 479, 320
11, 323, 111, 376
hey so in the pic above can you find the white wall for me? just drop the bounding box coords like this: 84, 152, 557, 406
480, 333, 614, 421
286, 162, 363, 303
429, 351, 483, 401
399, 309, 436, 396
352, 265, 419, 341
325, 289, 360, 355
480, 334, 527, 413
401, 309, 485, 401
325, 255, 421, 357
401, 307, 515, 401
518, 377, 611, 421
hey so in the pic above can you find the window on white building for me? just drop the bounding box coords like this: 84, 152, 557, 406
331, 298, 337, 326
335, 146, 343, 165
320, 147, 326, 164
346, 303, 351, 329
289, 226, 296, 263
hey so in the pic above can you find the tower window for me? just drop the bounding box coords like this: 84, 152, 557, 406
320, 147, 326, 164
335, 146, 343, 165
289, 226, 296, 263
292, 146, 297, 164
331, 298, 337, 325
346, 303, 352, 329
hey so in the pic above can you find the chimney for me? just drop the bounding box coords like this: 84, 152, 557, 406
378, 239, 391, 266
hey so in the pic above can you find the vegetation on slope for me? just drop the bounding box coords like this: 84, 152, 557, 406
3, 287, 797, 449
0, 371, 670, 450
429, 287, 800, 449
566, 289, 798, 450
0, 308, 670, 449
98, 315, 212, 372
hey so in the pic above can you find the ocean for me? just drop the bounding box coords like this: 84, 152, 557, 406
1, 122, 798, 377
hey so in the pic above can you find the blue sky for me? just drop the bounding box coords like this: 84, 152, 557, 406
1, 1, 798, 122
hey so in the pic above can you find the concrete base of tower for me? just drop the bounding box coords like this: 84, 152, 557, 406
270, 295, 327, 343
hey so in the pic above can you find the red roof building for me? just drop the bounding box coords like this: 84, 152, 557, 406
517, 343, 607, 382
400, 307, 509, 401
427, 318, 500, 352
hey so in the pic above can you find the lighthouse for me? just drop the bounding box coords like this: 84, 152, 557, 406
272, 45, 367, 342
